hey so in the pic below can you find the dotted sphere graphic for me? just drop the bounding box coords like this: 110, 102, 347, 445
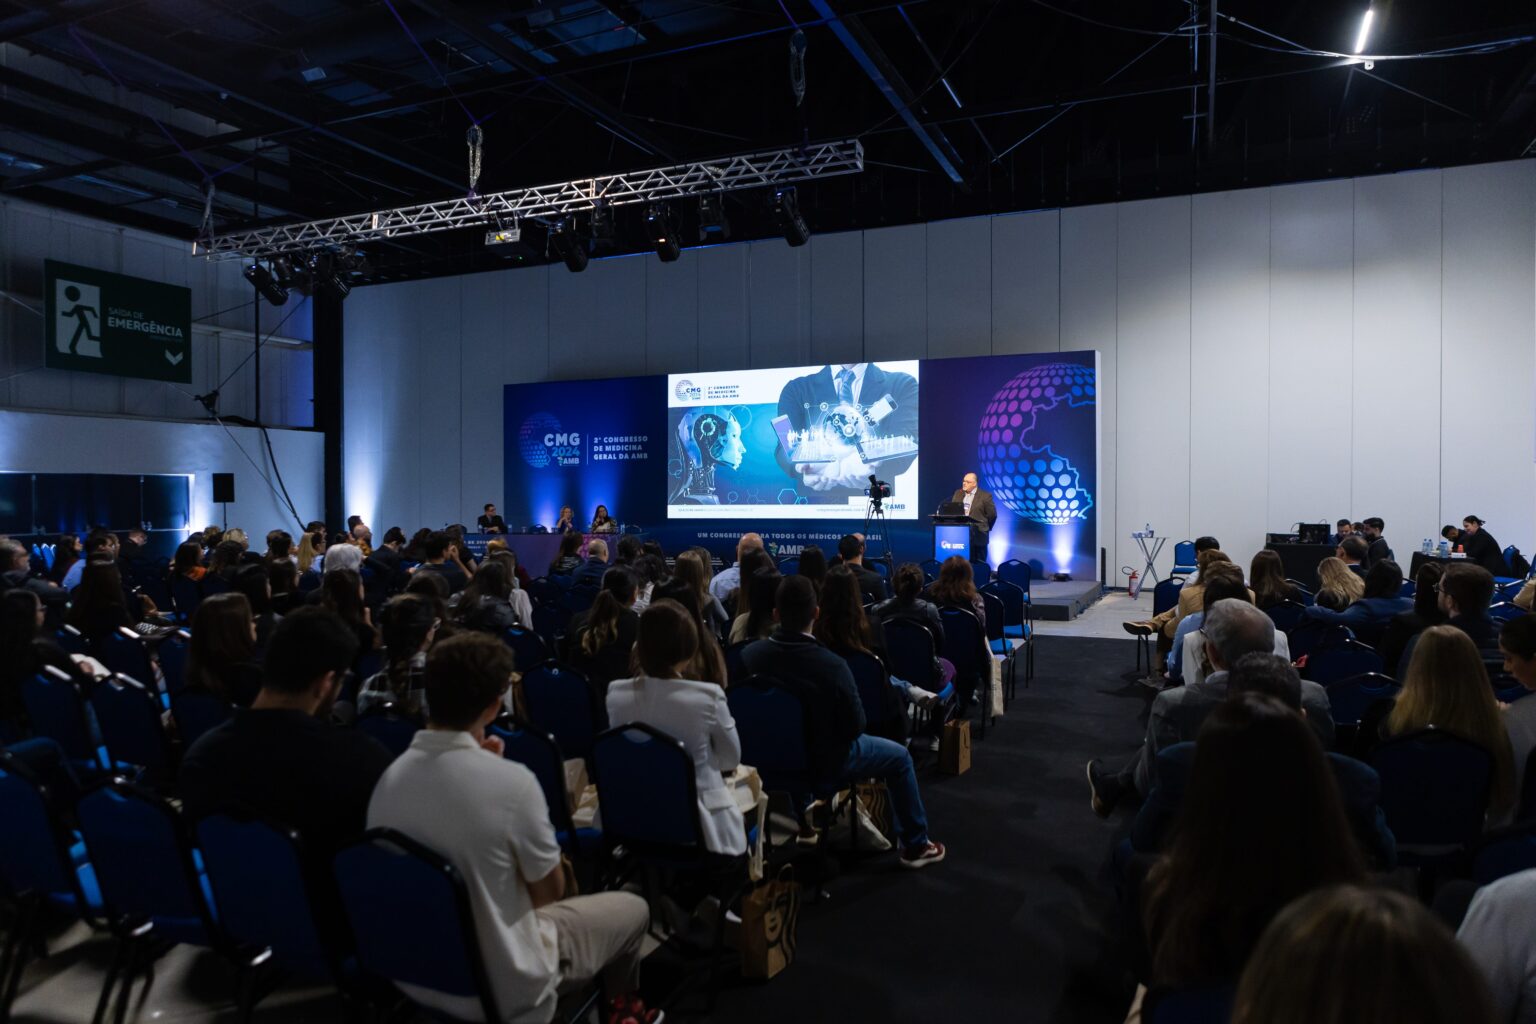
977, 363, 1096, 526
519, 412, 562, 469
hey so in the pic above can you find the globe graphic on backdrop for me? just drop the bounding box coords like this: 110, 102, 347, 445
977, 363, 1096, 526
518, 412, 562, 469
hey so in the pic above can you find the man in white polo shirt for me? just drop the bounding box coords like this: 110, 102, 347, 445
368, 633, 658, 1024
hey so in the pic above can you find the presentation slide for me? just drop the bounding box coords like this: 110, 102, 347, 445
666, 361, 921, 520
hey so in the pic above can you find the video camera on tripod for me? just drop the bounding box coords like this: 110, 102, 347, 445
866, 474, 891, 507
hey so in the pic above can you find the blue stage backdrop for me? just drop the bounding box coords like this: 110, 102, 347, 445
504, 351, 1099, 579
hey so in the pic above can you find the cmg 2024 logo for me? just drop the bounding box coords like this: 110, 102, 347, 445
518, 413, 582, 469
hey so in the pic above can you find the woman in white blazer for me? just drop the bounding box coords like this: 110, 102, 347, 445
606, 599, 746, 857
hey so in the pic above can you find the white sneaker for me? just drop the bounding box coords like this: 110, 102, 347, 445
926, 736, 941, 752
907, 684, 939, 709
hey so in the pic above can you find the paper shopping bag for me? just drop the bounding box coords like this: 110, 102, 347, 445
939, 718, 972, 775
738, 866, 800, 980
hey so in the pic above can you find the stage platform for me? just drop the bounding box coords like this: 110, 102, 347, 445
1028, 579, 1104, 621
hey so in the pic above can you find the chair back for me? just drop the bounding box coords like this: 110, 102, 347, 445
201, 573, 232, 596
968, 560, 992, 586
1287, 621, 1352, 661
983, 578, 1028, 629
90, 674, 174, 777
0, 749, 86, 908
1152, 578, 1183, 617
1170, 541, 1198, 573
1399, 580, 1416, 599
977, 587, 1006, 645
777, 556, 800, 576
1490, 602, 1525, 623
919, 559, 942, 583
355, 704, 423, 758
939, 607, 985, 680
98, 628, 156, 686
1305, 638, 1384, 686
519, 662, 598, 760
157, 629, 192, 697
724, 641, 752, 685
531, 603, 572, 648
592, 723, 703, 856
1471, 822, 1536, 886
1263, 600, 1307, 635
882, 618, 938, 689
488, 717, 576, 840
997, 559, 1032, 595
1323, 672, 1401, 726
1143, 985, 1234, 1024
525, 576, 562, 607
172, 689, 235, 749
727, 677, 812, 778
562, 585, 599, 614
334, 830, 498, 1021
1371, 727, 1492, 849
503, 626, 550, 671
840, 649, 898, 737
169, 575, 203, 621
22, 666, 101, 765
196, 813, 332, 977
76, 780, 215, 945
55, 625, 90, 656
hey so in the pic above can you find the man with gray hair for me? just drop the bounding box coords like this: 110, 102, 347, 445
1088, 599, 1284, 816
0, 537, 68, 620
708, 531, 764, 603
322, 542, 364, 576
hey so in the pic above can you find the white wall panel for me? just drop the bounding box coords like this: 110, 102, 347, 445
459, 272, 515, 520
809, 232, 864, 365
863, 224, 927, 361
695, 245, 750, 370
1352, 171, 1442, 544
1440, 161, 1536, 554
411, 278, 463, 529
1115, 197, 1192, 580
925, 217, 992, 359
992, 210, 1061, 355
1190, 188, 1271, 571
645, 251, 699, 374
747, 241, 811, 369
1268, 178, 1355, 538
1060, 204, 1117, 574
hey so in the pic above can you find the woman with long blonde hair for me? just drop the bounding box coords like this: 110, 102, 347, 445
1387, 624, 1515, 817
295, 531, 325, 574
1314, 556, 1365, 611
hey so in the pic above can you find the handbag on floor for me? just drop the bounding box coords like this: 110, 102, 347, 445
738, 865, 800, 980
940, 718, 972, 775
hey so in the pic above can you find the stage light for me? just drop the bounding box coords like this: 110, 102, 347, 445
771, 186, 810, 247
242, 262, 288, 306
549, 217, 589, 273
590, 202, 615, 245
1352, 8, 1374, 54
698, 194, 730, 242
646, 202, 681, 262
308, 251, 350, 299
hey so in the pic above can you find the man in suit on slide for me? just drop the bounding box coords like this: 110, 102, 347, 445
951, 472, 996, 562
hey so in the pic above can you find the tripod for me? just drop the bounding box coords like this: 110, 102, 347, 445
863, 499, 894, 570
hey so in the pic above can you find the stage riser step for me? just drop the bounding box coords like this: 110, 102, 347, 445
1027, 580, 1103, 622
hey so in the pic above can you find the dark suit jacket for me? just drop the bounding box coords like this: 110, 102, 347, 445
476, 515, 506, 534
571, 558, 608, 590
949, 488, 997, 535
774, 363, 920, 501
1365, 536, 1392, 568
846, 562, 889, 603
740, 631, 866, 778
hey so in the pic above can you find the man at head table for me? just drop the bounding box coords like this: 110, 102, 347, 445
476, 503, 506, 534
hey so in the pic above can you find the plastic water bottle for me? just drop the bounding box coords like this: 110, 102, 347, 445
1422, 538, 1431, 556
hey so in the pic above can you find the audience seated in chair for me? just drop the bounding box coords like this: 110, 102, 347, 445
0, 588, 99, 737
1088, 599, 1289, 815
1132, 653, 1393, 868
1379, 561, 1449, 678
606, 599, 746, 857
181, 607, 392, 859
367, 632, 657, 1024
547, 531, 584, 577
1498, 615, 1536, 811
455, 560, 527, 634
1384, 624, 1515, 823
563, 568, 641, 699
1248, 550, 1302, 610
321, 568, 381, 671
358, 594, 441, 719
649, 578, 729, 687
1400, 563, 1503, 671
739, 574, 946, 869
1457, 866, 1536, 1023
1314, 555, 1367, 612
1123, 536, 1221, 637
412, 531, 471, 594
928, 556, 995, 707
728, 565, 782, 645
0, 537, 68, 623
708, 532, 764, 604
1167, 566, 1280, 688
185, 592, 264, 706
796, 544, 829, 593
1303, 559, 1412, 634
836, 533, 887, 604
1337, 535, 1370, 577
571, 539, 610, 590
1235, 885, 1497, 1024
1130, 693, 1366, 993
671, 551, 730, 636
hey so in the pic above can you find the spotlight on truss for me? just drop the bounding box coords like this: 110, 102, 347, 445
243, 263, 288, 306
646, 203, 682, 263
698, 194, 730, 242
550, 217, 589, 273
771, 186, 810, 247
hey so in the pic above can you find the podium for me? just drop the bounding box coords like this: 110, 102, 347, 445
930, 514, 974, 562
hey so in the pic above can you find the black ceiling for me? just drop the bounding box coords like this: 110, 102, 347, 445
2, 0, 1534, 283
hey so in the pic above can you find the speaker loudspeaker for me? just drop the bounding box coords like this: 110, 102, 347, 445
212, 473, 235, 504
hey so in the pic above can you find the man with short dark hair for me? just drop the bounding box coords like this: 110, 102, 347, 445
740, 575, 946, 869
1338, 535, 1369, 575
614, 535, 642, 566
181, 607, 391, 856
476, 503, 507, 534
1123, 536, 1221, 637
836, 533, 888, 603
368, 633, 657, 1024
1360, 517, 1391, 568
1403, 562, 1502, 667
709, 532, 764, 603
1331, 519, 1354, 546
413, 531, 469, 594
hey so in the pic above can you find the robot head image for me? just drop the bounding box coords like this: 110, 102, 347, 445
672, 408, 745, 503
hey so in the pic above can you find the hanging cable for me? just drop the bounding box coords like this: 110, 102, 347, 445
790, 28, 808, 107
467, 124, 484, 198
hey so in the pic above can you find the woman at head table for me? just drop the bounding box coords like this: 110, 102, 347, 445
554, 505, 579, 534
590, 504, 618, 534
